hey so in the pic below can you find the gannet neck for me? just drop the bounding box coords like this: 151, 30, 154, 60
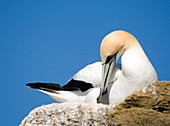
109, 46, 158, 105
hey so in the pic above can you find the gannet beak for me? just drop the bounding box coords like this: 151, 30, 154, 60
101, 52, 117, 95
97, 52, 117, 104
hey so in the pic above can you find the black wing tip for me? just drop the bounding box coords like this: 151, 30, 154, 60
26, 82, 42, 89
26, 82, 63, 91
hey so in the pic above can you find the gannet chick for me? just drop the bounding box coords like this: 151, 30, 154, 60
97, 30, 158, 106
26, 62, 121, 103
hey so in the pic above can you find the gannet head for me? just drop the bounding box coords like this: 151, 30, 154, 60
100, 30, 139, 63
97, 30, 140, 103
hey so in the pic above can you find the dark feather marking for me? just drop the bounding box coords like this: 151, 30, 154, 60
38, 87, 59, 94
26, 82, 61, 89
26, 79, 93, 93
26, 82, 79, 92
63, 79, 93, 92
26, 83, 63, 93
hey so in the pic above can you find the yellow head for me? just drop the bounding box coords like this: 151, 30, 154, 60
100, 30, 139, 63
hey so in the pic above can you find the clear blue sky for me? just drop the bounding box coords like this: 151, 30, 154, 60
0, 0, 169, 125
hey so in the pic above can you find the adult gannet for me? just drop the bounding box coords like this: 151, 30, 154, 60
97, 30, 158, 106
26, 62, 121, 103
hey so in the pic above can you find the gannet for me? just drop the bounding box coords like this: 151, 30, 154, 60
97, 30, 158, 106
26, 62, 121, 103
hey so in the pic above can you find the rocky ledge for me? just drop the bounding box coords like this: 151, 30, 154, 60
20, 81, 170, 126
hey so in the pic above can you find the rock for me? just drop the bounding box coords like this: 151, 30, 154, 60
20, 81, 170, 126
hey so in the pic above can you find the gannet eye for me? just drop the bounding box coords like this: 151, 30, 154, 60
104, 51, 118, 64
105, 55, 114, 64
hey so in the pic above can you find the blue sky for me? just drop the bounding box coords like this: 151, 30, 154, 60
0, 0, 169, 125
